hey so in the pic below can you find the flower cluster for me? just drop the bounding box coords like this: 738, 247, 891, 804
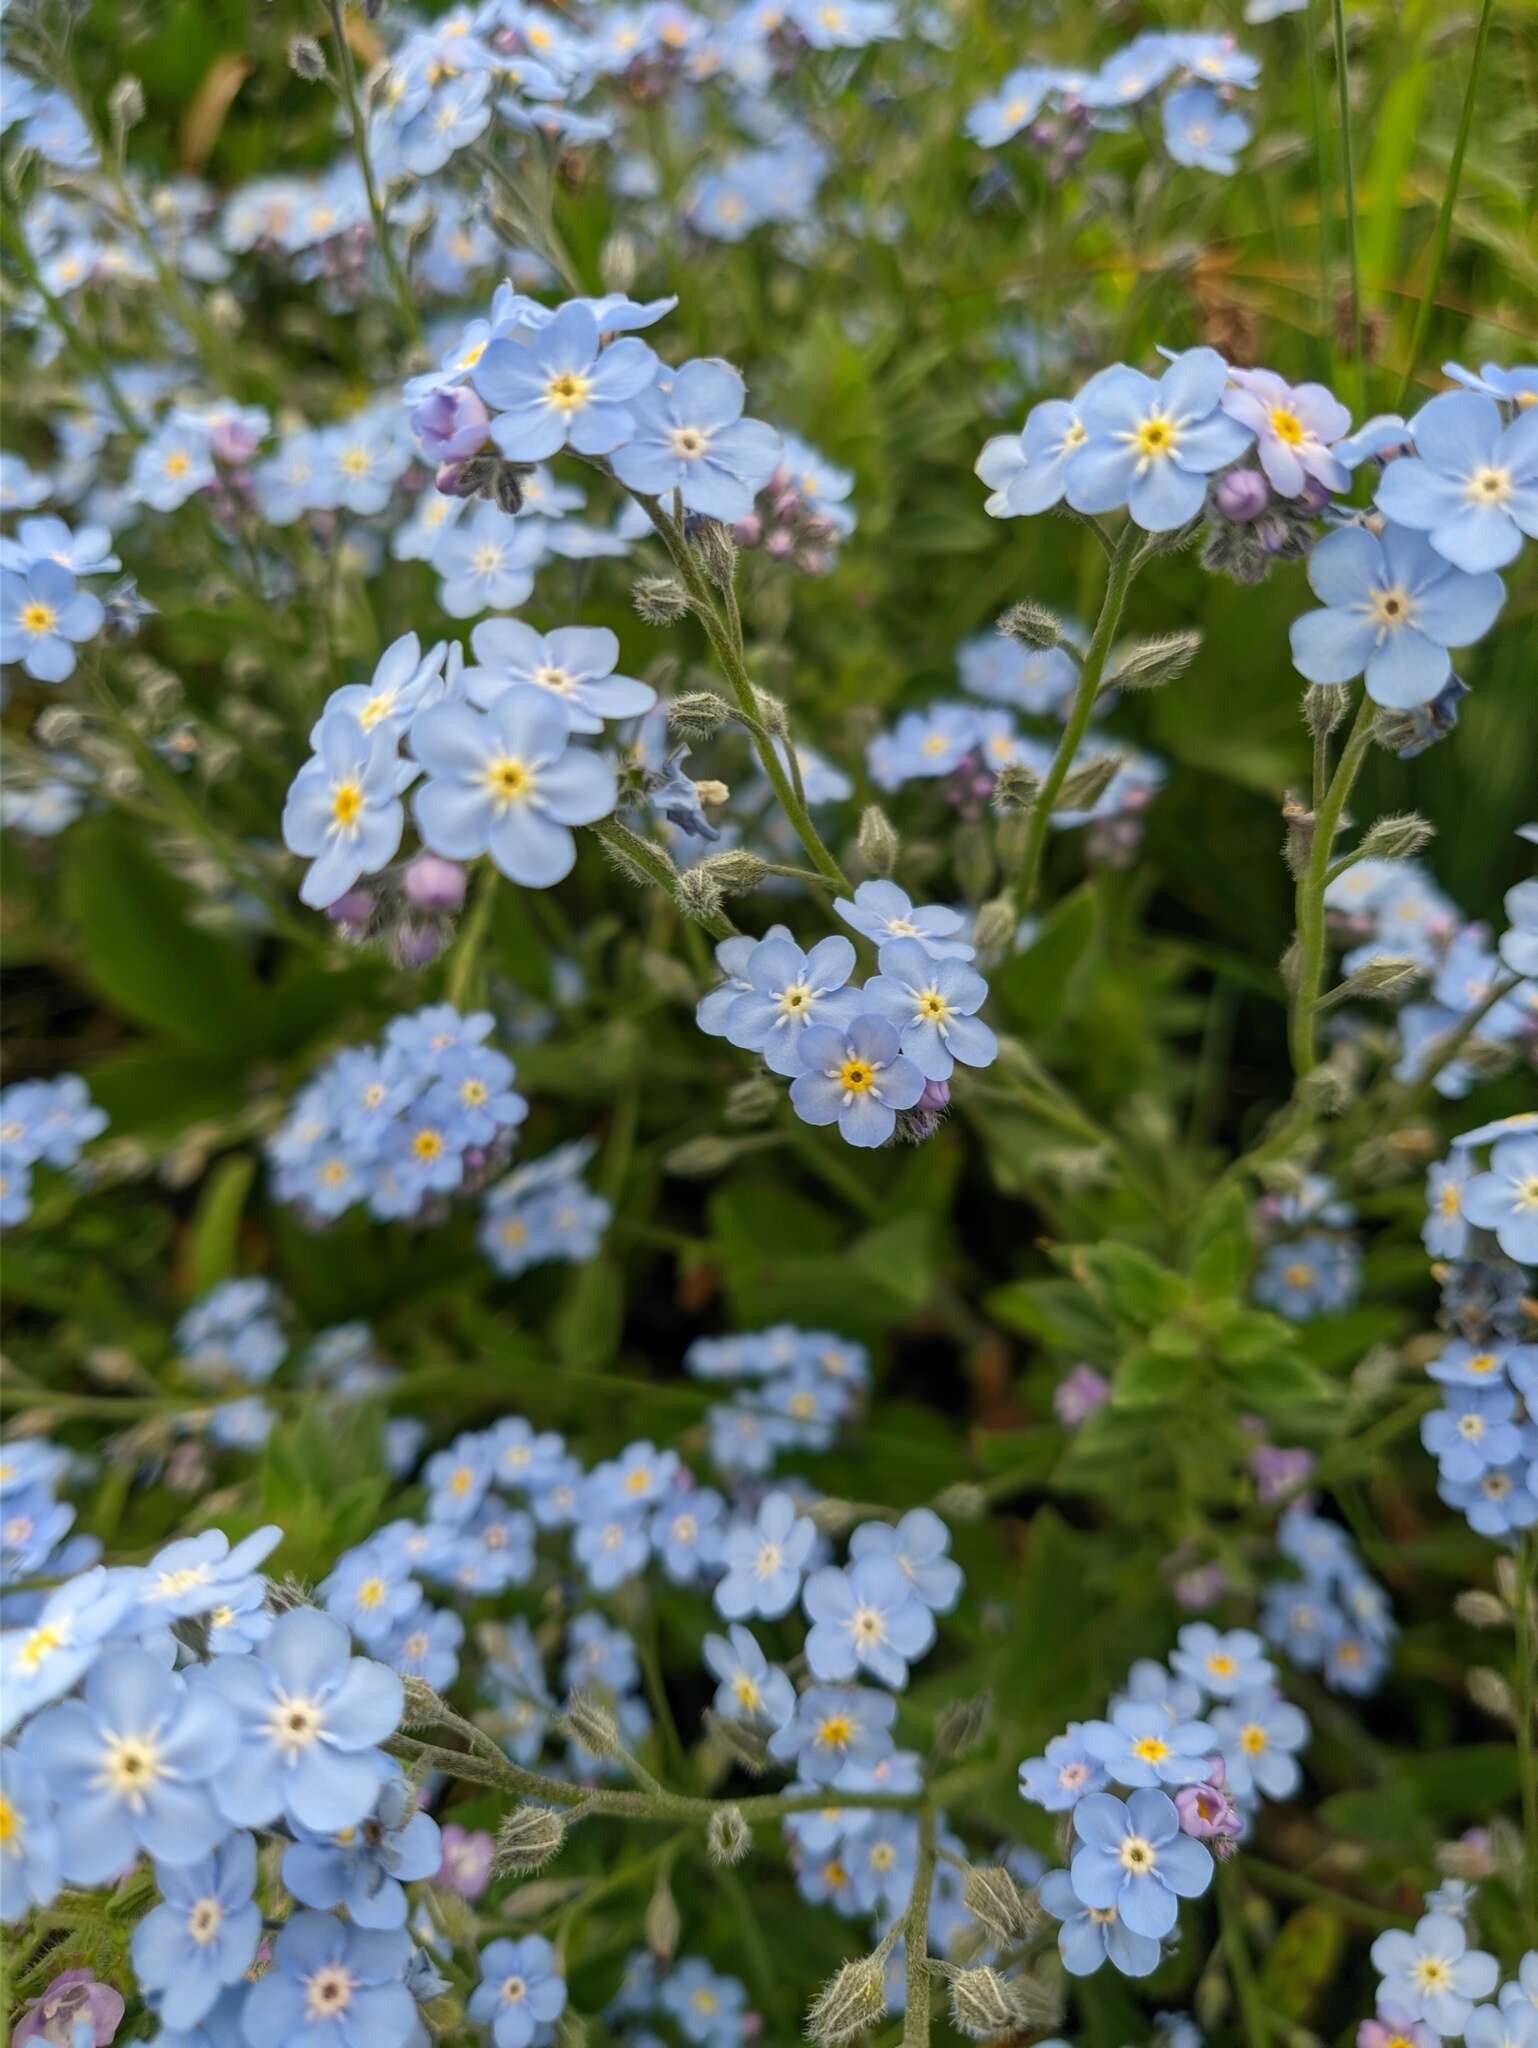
267, 1002, 528, 1222
477, 1138, 613, 1278
968, 32, 1259, 178
1417, 1112, 1538, 1539
697, 887, 999, 1147
683, 1321, 870, 1477
1020, 1622, 1304, 1977
0, 1071, 107, 1230
1260, 1502, 1396, 1695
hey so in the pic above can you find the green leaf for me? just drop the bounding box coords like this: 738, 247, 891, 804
1076, 1243, 1189, 1326
994, 885, 1098, 1031
1114, 1344, 1199, 1408
182, 1152, 254, 1296
1257, 1906, 1346, 2022
1186, 1183, 1253, 1298
554, 1257, 625, 1369
986, 1277, 1115, 1354
62, 814, 260, 1052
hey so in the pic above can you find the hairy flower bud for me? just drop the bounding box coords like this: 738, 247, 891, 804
856, 803, 899, 878
998, 598, 1063, 649
970, 897, 1017, 961
109, 74, 146, 128
945, 1965, 1025, 2039
1056, 753, 1122, 811
666, 691, 733, 739
691, 850, 768, 897
1303, 683, 1352, 738
402, 854, 467, 913
494, 1803, 568, 1876
664, 1134, 754, 1178
673, 864, 726, 924
633, 576, 693, 624
563, 1690, 619, 1759
1355, 812, 1437, 863
288, 32, 328, 75
645, 1872, 681, 1958
691, 518, 738, 588
991, 763, 1040, 815
702, 1709, 771, 1775
707, 1805, 752, 1866
1468, 1666, 1516, 1724
935, 1690, 993, 1761
1317, 955, 1422, 1008
961, 1860, 1037, 1942
1454, 1590, 1509, 1631
1113, 630, 1201, 691
1214, 467, 1269, 522
931, 1482, 985, 1522
806, 1956, 887, 2045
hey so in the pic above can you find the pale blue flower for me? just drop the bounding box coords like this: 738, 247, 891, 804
0, 560, 104, 683
466, 620, 655, 733
1370, 1914, 1498, 2036
789, 1013, 926, 1147
282, 710, 409, 910
130, 1831, 261, 2030
1162, 85, 1250, 174
860, 938, 997, 1082
1376, 391, 1538, 572
1289, 521, 1505, 708
611, 359, 781, 520
474, 302, 658, 461
723, 932, 862, 1077
1068, 1787, 1213, 1939
411, 687, 615, 887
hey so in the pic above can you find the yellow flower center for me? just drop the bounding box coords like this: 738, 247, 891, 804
838, 1059, 875, 1094
485, 756, 533, 805
1132, 412, 1178, 460
917, 989, 950, 1022
357, 1575, 388, 1608
1239, 1724, 1268, 1755
1132, 1735, 1170, 1763
331, 781, 363, 828
814, 1713, 853, 1748
1118, 1833, 1157, 1874
16, 1625, 65, 1674
1412, 1957, 1452, 1992
1269, 407, 1305, 446
0, 1794, 18, 1846
164, 450, 191, 478
19, 602, 56, 636
338, 446, 372, 477
733, 1675, 762, 1711
545, 371, 591, 414
1206, 1653, 1238, 1679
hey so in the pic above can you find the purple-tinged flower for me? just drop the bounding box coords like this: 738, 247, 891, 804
1172, 1760, 1242, 1841
1221, 369, 1351, 497
1018, 1724, 1108, 1812
1358, 2007, 1438, 2048
1375, 390, 1538, 572
437, 1824, 494, 1898
1054, 1363, 1111, 1427
13, 1969, 125, 2047
410, 386, 492, 464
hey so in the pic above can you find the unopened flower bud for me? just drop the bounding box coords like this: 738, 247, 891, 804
806, 1956, 887, 2045
945, 1965, 1024, 2039
495, 1804, 568, 1875
1056, 752, 1123, 811
394, 923, 445, 969
1454, 1590, 1509, 1631
856, 803, 899, 877
674, 865, 726, 923
1468, 1666, 1516, 1725
633, 576, 692, 624
970, 897, 1017, 960
702, 1709, 771, 1774
436, 452, 499, 500
288, 34, 328, 78
1303, 683, 1352, 737
707, 1805, 752, 1865
998, 598, 1063, 649
692, 850, 767, 897
563, 1690, 619, 1759
807, 1497, 861, 1535
109, 75, 147, 128
323, 887, 373, 929
666, 691, 733, 738
1356, 812, 1436, 863
691, 518, 738, 588
1317, 955, 1422, 1008
724, 1075, 779, 1126
645, 1872, 680, 1959
934, 1689, 993, 1761
991, 762, 1040, 815
962, 1861, 1038, 1942
1214, 467, 1269, 522
492, 460, 532, 516
411, 387, 491, 465
931, 1482, 985, 1522
403, 854, 467, 912
1113, 629, 1201, 691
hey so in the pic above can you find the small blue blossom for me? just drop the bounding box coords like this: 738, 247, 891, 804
411, 687, 615, 888
282, 709, 410, 911
239, 1911, 415, 2047
722, 932, 863, 1077
715, 1490, 816, 1620
1038, 1864, 1161, 1978
860, 938, 998, 1083
703, 1623, 796, 1726
1289, 521, 1506, 709
611, 359, 781, 520
1018, 1724, 1109, 1812
1461, 1136, 1538, 1264
469, 1934, 568, 2047
802, 1555, 936, 1688
473, 302, 659, 461
1067, 349, 1253, 531
1080, 1701, 1219, 1788
467, 620, 655, 733
0, 1746, 61, 1922
1376, 390, 1538, 572
846, 1509, 963, 1613
1370, 1914, 1498, 2036
1421, 1386, 1524, 1483
1252, 1234, 1362, 1320
766, 1684, 898, 1783
1068, 1787, 1214, 1939
130, 1831, 261, 2030
0, 1566, 140, 1735
1170, 1623, 1276, 1700
1162, 85, 1249, 174
1208, 1690, 1309, 1800
789, 1014, 926, 1148
0, 560, 105, 683
283, 1772, 441, 1930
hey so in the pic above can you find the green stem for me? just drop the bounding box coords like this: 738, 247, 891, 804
1394, 0, 1496, 407
1218, 1865, 1270, 2048
322, 0, 421, 345
0, 215, 141, 437
1330, 0, 1365, 410
1241, 1856, 1410, 1933
646, 500, 849, 893
1012, 523, 1141, 912
901, 1803, 937, 2046
1304, 0, 1332, 346
589, 816, 738, 940
1288, 691, 1376, 1076
445, 863, 497, 1010
1517, 1532, 1538, 1932
1377, 970, 1524, 1122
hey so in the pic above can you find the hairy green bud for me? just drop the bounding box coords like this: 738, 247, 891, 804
991, 762, 1040, 815
1112, 629, 1201, 691
1056, 752, 1123, 812
633, 576, 692, 624
495, 1803, 568, 1876
666, 690, 734, 738
998, 599, 1064, 650
707, 1805, 752, 1866
935, 1690, 993, 1761
691, 518, 738, 589
856, 803, 899, 877
1316, 955, 1422, 1008
806, 1956, 887, 2045
1303, 683, 1352, 738
961, 1859, 1038, 1941
1355, 812, 1436, 863
563, 1690, 619, 1759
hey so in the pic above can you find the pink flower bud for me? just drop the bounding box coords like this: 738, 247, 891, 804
1214, 467, 1269, 522
403, 854, 467, 912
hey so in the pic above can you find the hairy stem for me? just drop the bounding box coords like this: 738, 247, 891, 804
1012, 521, 1141, 913
901, 1802, 938, 2046
1288, 690, 1376, 1076
322, 0, 421, 345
